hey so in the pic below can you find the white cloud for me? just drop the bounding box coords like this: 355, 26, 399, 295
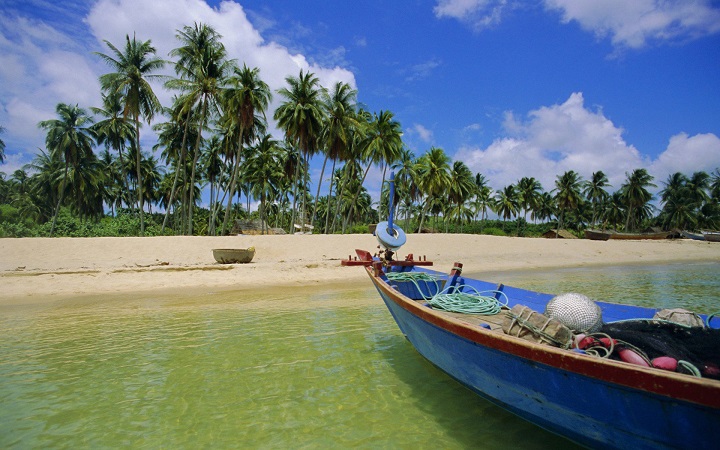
408, 124, 434, 143
434, 0, 508, 31
650, 132, 720, 181
544, 0, 720, 49
453, 92, 717, 193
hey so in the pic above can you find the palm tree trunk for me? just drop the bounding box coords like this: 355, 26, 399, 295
187, 98, 208, 235
289, 151, 301, 234
324, 159, 337, 234
161, 118, 190, 234
221, 143, 242, 235
330, 166, 348, 234
50, 165, 70, 237
310, 153, 329, 229
135, 119, 145, 236
342, 162, 372, 233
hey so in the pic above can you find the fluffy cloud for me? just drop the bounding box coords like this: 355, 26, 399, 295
454, 92, 719, 193
544, 0, 720, 48
650, 133, 720, 180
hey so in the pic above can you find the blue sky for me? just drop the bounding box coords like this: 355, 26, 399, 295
1, 0, 719, 205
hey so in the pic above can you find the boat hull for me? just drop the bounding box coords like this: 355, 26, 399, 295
584, 229, 611, 241
369, 267, 720, 449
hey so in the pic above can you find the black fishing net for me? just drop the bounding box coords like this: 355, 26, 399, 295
600, 321, 720, 380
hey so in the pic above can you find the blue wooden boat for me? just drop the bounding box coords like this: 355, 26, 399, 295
363, 259, 720, 449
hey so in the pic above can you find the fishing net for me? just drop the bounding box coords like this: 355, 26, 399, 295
600, 320, 720, 379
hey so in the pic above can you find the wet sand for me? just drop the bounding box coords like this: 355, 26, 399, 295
1, 234, 718, 304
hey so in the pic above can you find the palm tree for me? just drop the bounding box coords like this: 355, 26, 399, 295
619, 168, 655, 231
494, 184, 520, 229
448, 161, 476, 231
314, 81, 357, 231
344, 110, 402, 232
38, 103, 96, 235
583, 171, 611, 228
200, 134, 224, 234
517, 177, 542, 222
91, 90, 136, 207
554, 170, 583, 234
96, 33, 166, 235
534, 191, 555, 224
167, 22, 233, 234
220, 64, 271, 235
274, 69, 325, 233
391, 147, 418, 230
415, 147, 451, 232
245, 135, 284, 234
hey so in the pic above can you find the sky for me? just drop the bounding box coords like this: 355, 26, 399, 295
1, 0, 720, 206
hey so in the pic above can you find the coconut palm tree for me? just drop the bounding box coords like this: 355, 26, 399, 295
91, 90, 136, 208
38, 103, 96, 235
245, 134, 284, 234
96, 33, 166, 235
343, 110, 402, 232
220, 64, 271, 235
534, 191, 555, 224
494, 184, 520, 229
583, 171, 611, 228
619, 168, 655, 231
554, 170, 583, 234
167, 22, 233, 235
415, 147, 451, 232
274, 69, 325, 232
391, 147, 418, 230
314, 81, 357, 231
517, 177, 542, 222
448, 161, 476, 231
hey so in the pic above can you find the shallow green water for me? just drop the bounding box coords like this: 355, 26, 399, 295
478, 261, 720, 315
0, 285, 572, 449
2, 263, 718, 449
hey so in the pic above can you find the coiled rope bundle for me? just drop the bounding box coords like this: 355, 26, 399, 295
386, 272, 507, 315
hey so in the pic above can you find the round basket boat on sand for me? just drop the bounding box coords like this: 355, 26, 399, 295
212, 247, 256, 264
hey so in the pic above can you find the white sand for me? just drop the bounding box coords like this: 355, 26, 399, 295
1, 234, 718, 303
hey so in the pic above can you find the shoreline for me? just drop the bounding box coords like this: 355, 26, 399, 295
1, 234, 718, 305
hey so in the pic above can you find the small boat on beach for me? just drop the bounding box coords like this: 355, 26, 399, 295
212, 247, 255, 264
360, 172, 720, 449
608, 230, 671, 240
586, 229, 672, 240
584, 229, 612, 241
703, 231, 720, 243
682, 231, 706, 241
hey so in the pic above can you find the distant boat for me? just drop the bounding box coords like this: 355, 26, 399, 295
212, 247, 255, 264
608, 231, 670, 240
584, 229, 612, 241
682, 231, 706, 241
703, 231, 720, 243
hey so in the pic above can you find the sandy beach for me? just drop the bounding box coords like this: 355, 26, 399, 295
1, 234, 718, 303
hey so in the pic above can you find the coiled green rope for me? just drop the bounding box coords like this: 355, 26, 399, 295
386, 272, 507, 315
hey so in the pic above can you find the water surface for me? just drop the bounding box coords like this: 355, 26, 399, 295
2, 263, 718, 448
